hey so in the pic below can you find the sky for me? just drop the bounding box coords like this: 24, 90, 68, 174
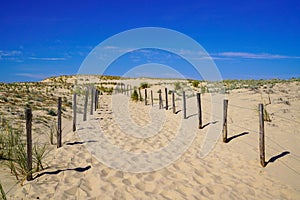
0, 0, 299, 82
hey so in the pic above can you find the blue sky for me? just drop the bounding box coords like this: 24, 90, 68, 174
0, 0, 299, 82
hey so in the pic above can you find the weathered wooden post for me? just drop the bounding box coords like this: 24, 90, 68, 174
145, 88, 147, 105
130, 85, 132, 96
151, 90, 153, 107
138, 88, 142, 101
83, 89, 89, 121
57, 97, 62, 148
90, 87, 94, 115
172, 91, 176, 114
222, 99, 228, 142
73, 93, 77, 132
165, 88, 168, 110
97, 89, 100, 109
183, 91, 186, 119
94, 89, 98, 111
25, 108, 33, 181
259, 103, 266, 167
159, 91, 163, 109
197, 93, 203, 129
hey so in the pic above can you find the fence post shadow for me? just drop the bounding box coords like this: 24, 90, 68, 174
34, 165, 91, 179
201, 121, 218, 129
226, 132, 249, 143
266, 151, 290, 166
175, 110, 181, 114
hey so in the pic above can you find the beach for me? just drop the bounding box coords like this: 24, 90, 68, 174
1, 77, 299, 199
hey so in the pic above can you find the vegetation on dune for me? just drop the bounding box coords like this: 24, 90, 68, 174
131, 89, 139, 102
174, 82, 181, 91
0, 182, 7, 200
100, 75, 121, 80
0, 117, 50, 183
0, 75, 299, 190
191, 80, 200, 88
139, 82, 149, 89
222, 78, 300, 92
97, 85, 113, 95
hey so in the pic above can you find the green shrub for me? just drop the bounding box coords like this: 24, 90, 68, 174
192, 80, 200, 88
131, 90, 139, 102
140, 82, 149, 89
47, 109, 57, 116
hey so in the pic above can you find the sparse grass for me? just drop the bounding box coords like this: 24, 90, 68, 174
200, 86, 207, 94
263, 106, 271, 122
139, 82, 149, 89
97, 85, 113, 95
33, 143, 49, 171
131, 90, 139, 102
0, 118, 50, 183
174, 82, 181, 91
191, 80, 200, 88
0, 182, 7, 200
47, 109, 57, 116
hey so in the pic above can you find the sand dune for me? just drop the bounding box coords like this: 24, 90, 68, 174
2, 78, 300, 199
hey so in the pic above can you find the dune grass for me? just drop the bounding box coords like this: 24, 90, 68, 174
0, 118, 50, 183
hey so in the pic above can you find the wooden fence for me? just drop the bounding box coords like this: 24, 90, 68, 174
22, 83, 282, 181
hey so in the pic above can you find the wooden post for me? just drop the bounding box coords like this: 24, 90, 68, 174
57, 97, 62, 148
73, 93, 77, 132
90, 87, 94, 115
94, 89, 98, 111
151, 90, 153, 107
159, 92, 163, 109
259, 103, 266, 167
145, 89, 147, 105
197, 93, 203, 129
165, 88, 168, 110
138, 88, 142, 101
222, 99, 228, 142
172, 91, 176, 114
83, 89, 89, 121
25, 108, 33, 181
183, 91, 186, 119
97, 90, 99, 109
97, 90, 100, 108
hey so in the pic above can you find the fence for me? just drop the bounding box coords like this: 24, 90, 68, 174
20, 81, 300, 184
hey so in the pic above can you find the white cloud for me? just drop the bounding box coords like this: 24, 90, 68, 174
0, 50, 22, 60
15, 73, 49, 79
102, 45, 134, 53
28, 57, 66, 61
216, 52, 300, 59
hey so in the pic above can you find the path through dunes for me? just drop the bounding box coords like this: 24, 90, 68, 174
9, 85, 300, 199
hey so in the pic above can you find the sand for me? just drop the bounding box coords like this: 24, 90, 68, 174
2, 79, 300, 199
